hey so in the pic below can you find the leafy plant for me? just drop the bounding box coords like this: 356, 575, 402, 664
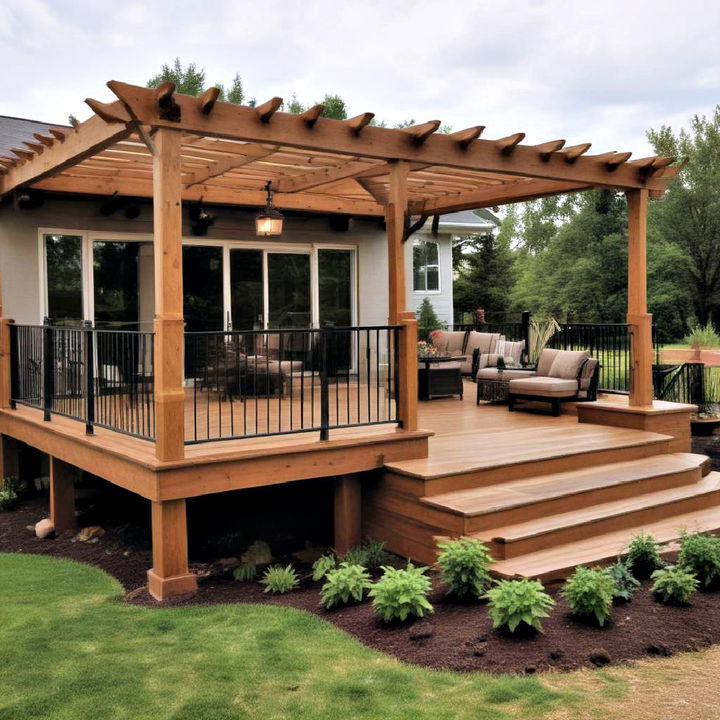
678, 531, 720, 587
343, 540, 392, 572
651, 566, 699, 605
484, 579, 555, 633
0, 477, 20, 512
416, 297, 447, 342
606, 561, 641, 602
562, 566, 615, 626
527, 316, 561, 365
260, 564, 300, 594
232, 562, 257, 582
626, 533, 664, 579
320, 562, 372, 609
683, 322, 720, 349
311, 553, 337, 582
369, 563, 434, 622
436, 537, 493, 598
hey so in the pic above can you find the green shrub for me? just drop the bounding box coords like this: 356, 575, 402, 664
678, 532, 720, 587
311, 553, 337, 582
606, 561, 641, 602
369, 563, 433, 622
232, 562, 257, 582
484, 579, 555, 634
651, 566, 699, 605
260, 564, 300, 594
343, 539, 392, 572
436, 537, 493, 598
626, 533, 664, 579
320, 562, 371, 609
683, 322, 720, 349
562, 566, 615, 626
0, 477, 20, 512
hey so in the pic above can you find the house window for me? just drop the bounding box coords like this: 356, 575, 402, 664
44, 234, 83, 324
413, 239, 439, 292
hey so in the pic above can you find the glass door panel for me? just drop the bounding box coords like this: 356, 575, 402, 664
183, 245, 224, 332
45, 234, 83, 325
318, 249, 354, 376
229, 249, 264, 330
267, 253, 311, 328
92, 241, 141, 329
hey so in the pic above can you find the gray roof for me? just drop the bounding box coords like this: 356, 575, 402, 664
0, 116, 66, 157
439, 209, 497, 227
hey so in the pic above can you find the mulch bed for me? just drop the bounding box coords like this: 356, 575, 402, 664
4, 496, 720, 674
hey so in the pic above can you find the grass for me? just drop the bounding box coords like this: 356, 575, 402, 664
4, 553, 720, 720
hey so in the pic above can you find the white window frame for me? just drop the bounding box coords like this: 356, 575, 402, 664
37, 228, 359, 330
412, 237, 441, 294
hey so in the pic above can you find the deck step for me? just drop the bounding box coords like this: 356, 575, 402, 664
384, 424, 672, 494
421, 453, 708, 532
491, 499, 720, 582
478, 467, 720, 558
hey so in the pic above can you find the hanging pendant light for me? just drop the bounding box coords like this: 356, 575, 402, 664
255, 181, 284, 236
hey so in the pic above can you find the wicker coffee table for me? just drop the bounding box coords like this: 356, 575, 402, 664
476, 366, 536, 404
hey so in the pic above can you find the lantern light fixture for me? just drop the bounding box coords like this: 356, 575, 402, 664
255, 181, 284, 236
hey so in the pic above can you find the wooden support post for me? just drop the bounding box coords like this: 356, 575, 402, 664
147, 499, 197, 601
334, 474, 361, 554
153, 128, 185, 461
386, 160, 409, 324
0, 318, 12, 409
398, 310, 419, 431
49, 457, 77, 533
626, 188, 654, 407
0, 435, 19, 483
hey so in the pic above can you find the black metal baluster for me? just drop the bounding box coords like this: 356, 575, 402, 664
319, 327, 329, 441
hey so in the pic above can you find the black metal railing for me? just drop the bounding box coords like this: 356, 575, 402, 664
184, 326, 401, 444
653, 363, 705, 406
9, 322, 155, 440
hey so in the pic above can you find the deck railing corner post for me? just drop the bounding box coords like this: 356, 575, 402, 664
42, 317, 53, 422
319, 326, 330, 441
83, 320, 95, 435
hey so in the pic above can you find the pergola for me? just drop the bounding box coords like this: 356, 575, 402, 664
0, 80, 681, 463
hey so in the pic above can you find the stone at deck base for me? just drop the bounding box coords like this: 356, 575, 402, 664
75, 526, 105, 542
35, 518, 55, 539
241, 540, 272, 565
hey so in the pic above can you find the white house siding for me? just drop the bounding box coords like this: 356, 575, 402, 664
0, 196, 451, 329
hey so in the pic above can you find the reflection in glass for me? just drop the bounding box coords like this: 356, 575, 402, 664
93, 241, 140, 329
183, 245, 224, 332
45, 234, 83, 324
230, 249, 264, 330
267, 253, 311, 328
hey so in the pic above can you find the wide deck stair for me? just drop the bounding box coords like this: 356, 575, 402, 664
364, 421, 720, 582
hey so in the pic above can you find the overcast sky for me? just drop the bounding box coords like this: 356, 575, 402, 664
1, 0, 718, 156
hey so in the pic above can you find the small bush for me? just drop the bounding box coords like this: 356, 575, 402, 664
311, 553, 337, 582
0, 477, 20, 512
684, 322, 720, 349
232, 562, 257, 582
320, 562, 372, 609
651, 566, 699, 605
260, 564, 300, 594
436, 537, 493, 598
484, 579, 555, 634
562, 566, 615, 626
678, 532, 720, 588
626, 533, 664, 579
606, 561, 641, 602
369, 563, 433, 622
343, 539, 392, 572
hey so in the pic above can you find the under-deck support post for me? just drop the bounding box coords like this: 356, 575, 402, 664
153, 128, 185, 461
49, 456, 77, 533
386, 160, 409, 325
147, 498, 197, 601
626, 188, 654, 407
334, 474, 362, 554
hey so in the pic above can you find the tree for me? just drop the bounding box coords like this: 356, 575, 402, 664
318, 94, 347, 120
648, 108, 720, 326
148, 58, 205, 96
416, 297, 445, 341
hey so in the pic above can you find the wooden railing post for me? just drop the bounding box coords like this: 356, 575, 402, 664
626, 188, 654, 406
0, 318, 13, 409
152, 128, 185, 460
398, 310, 418, 431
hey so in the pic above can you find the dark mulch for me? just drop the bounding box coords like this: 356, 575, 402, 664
693, 435, 720, 471
4, 497, 720, 674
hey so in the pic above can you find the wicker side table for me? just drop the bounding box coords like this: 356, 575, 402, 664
476, 376, 511, 404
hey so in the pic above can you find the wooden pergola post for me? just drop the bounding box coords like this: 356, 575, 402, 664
626, 188, 654, 406
147, 499, 196, 601
153, 128, 185, 461
386, 160, 409, 325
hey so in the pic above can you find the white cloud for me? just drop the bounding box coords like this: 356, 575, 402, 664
1, 0, 718, 155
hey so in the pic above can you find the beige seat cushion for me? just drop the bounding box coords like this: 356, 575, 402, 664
508, 376, 579, 397
462, 331, 501, 375
548, 350, 590, 380
476, 368, 536, 381
536, 348, 560, 376
430, 330, 466, 355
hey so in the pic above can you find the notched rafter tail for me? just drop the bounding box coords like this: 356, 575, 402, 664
449, 126, 485, 150
402, 120, 441, 144
255, 97, 283, 123
559, 143, 592, 163
298, 104, 325, 128
495, 132, 525, 155
534, 139, 566, 161
32, 133, 54, 148
22, 141, 44, 154
345, 112, 375, 134
11, 148, 35, 161
85, 98, 130, 124
198, 87, 221, 115
0, 157, 17, 168
593, 151, 633, 169
155, 81, 176, 106
49, 128, 67, 143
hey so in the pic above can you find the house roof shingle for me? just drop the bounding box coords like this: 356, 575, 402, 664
0, 116, 66, 157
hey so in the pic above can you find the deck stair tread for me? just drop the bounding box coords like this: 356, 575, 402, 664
491, 501, 720, 580
478, 466, 720, 544
421, 452, 703, 517
385, 424, 671, 480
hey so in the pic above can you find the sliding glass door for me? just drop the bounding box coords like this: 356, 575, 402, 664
267, 253, 311, 328
229, 249, 263, 330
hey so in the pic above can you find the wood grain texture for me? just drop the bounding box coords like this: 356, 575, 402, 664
49, 457, 77, 532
